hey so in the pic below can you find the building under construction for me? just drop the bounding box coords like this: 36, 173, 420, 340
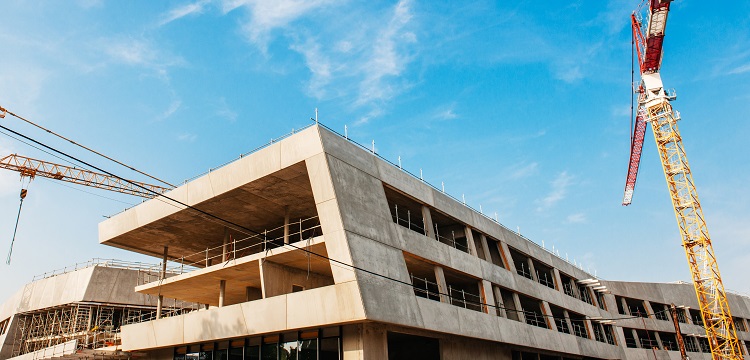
2, 124, 750, 360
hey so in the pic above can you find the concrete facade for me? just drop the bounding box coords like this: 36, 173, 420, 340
7, 124, 749, 360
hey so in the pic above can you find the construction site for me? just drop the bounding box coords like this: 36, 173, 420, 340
0, 1, 748, 360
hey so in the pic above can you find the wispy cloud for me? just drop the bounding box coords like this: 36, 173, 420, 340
158, 99, 182, 121
215, 97, 238, 122
565, 213, 587, 224
159, 0, 212, 26
536, 171, 574, 212
355, 0, 416, 106
177, 132, 197, 142
432, 102, 458, 120
290, 37, 334, 99
224, 0, 339, 52
508, 162, 539, 180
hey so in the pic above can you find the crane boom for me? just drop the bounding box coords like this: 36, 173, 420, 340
622, 1, 742, 358
0, 154, 173, 198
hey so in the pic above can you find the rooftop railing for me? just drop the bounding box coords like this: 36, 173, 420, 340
32, 258, 161, 282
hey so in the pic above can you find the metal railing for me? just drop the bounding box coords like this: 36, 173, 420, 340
536, 271, 555, 289
32, 258, 160, 281
516, 262, 533, 280
138, 216, 321, 286
554, 318, 570, 334
391, 205, 426, 235
447, 285, 483, 312
410, 275, 441, 301
685, 337, 701, 352
523, 310, 547, 329
570, 320, 588, 339
638, 335, 659, 350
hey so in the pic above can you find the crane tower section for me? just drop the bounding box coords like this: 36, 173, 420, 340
623, 1, 742, 358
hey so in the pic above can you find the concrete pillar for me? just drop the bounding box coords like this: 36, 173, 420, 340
434, 266, 450, 303
583, 319, 594, 339
499, 241, 515, 273
479, 280, 495, 314
222, 228, 229, 262
631, 329, 642, 348
219, 280, 226, 307
479, 234, 491, 262
492, 286, 507, 318
552, 268, 563, 291
421, 205, 434, 239
464, 226, 478, 257
540, 301, 554, 330
642, 300, 656, 319
156, 296, 163, 320
512, 293, 525, 323
526, 258, 538, 281
562, 310, 574, 336
283, 206, 291, 245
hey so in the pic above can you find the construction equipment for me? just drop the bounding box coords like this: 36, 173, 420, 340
0, 153, 173, 264
622, 1, 742, 358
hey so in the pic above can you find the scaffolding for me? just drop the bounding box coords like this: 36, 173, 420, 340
9, 302, 171, 357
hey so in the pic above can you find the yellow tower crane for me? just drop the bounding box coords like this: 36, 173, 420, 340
622, 1, 742, 358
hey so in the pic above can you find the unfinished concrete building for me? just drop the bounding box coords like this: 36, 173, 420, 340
0, 259, 201, 360
4, 124, 750, 360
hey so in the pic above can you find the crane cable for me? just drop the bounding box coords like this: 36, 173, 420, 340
0, 104, 175, 188
6, 177, 31, 265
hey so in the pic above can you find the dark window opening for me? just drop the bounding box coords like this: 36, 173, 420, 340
623, 328, 638, 348
404, 253, 441, 301
659, 332, 678, 351
651, 302, 669, 321
387, 332, 439, 360
690, 309, 704, 326
518, 294, 548, 329
615, 295, 626, 315
497, 287, 521, 322
576, 285, 594, 306
685, 337, 700, 353
292, 285, 304, 293
508, 247, 533, 280
696, 337, 711, 353
471, 230, 486, 260
431, 209, 470, 253
560, 273, 577, 298
569, 312, 588, 339
675, 308, 689, 324
549, 305, 569, 334
384, 186, 427, 236
595, 292, 607, 311
636, 329, 659, 350
444, 269, 483, 312
623, 297, 648, 318
485, 237, 506, 269
533, 261, 555, 289
734, 318, 747, 332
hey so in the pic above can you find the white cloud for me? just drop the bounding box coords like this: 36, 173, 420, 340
432, 102, 458, 120
356, 0, 416, 106
728, 63, 750, 75
536, 171, 574, 212
177, 133, 197, 142
224, 0, 339, 51
508, 162, 539, 180
159, 0, 212, 26
216, 97, 238, 122
290, 37, 333, 99
158, 100, 182, 120
565, 213, 587, 224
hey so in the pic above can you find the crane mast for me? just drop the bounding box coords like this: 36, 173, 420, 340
623, 1, 742, 358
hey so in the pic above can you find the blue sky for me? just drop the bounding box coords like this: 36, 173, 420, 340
1, 0, 749, 302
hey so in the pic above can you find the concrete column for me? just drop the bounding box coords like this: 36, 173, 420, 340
631, 329, 642, 348
222, 228, 229, 262
492, 286, 507, 318
479, 280, 495, 314
283, 206, 290, 245
613, 326, 628, 348
583, 319, 594, 339
512, 293, 525, 323
421, 205, 434, 239
157, 246, 168, 320
156, 296, 163, 320
552, 268, 563, 291
465, 226, 478, 257
526, 258, 538, 281
479, 234, 491, 262
540, 301, 554, 330
740, 340, 750, 356
562, 310, 574, 336
259, 261, 268, 299
642, 300, 655, 319
434, 266, 450, 303
219, 280, 226, 307
499, 241, 515, 273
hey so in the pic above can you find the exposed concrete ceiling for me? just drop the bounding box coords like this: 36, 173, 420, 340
104, 162, 317, 260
